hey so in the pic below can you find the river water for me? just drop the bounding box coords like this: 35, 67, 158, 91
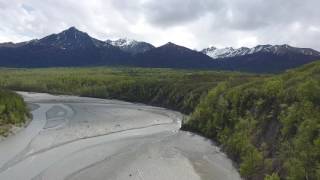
0, 92, 241, 180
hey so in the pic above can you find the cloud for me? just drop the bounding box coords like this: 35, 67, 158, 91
0, 0, 319, 50
141, 0, 223, 27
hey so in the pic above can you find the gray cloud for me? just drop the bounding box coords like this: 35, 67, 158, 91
0, 0, 319, 50
141, 0, 223, 27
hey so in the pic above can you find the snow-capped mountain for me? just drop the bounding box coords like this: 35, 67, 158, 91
201, 46, 250, 59
37, 27, 109, 49
106, 38, 154, 55
202, 44, 320, 59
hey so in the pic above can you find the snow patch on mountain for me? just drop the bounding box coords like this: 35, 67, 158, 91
202, 44, 320, 59
106, 38, 154, 54
107, 38, 137, 47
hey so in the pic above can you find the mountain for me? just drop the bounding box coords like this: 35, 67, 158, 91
106, 38, 154, 55
202, 44, 320, 59
37, 27, 107, 49
132, 42, 222, 68
201, 44, 320, 73
0, 41, 28, 48
0, 27, 319, 73
202, 46, 250, 59
0, 27, 130, 67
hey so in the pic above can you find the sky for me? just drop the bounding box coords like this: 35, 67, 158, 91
0, 0, 319, 50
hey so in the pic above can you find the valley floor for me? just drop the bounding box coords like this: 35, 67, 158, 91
0, 92, 240, 180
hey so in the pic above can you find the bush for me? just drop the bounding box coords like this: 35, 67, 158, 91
0, 89, 29, 136
264, 173, 280, 180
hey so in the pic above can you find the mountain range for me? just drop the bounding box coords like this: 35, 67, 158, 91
201, 45, 320, 59
0, 27, 319, 73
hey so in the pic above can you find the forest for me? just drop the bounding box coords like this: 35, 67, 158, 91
0, 62, 319, 179
0, 68, 261, 113
184, 61, 320, 179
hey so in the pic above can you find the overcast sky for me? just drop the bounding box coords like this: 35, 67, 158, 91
0, 0, 319, 50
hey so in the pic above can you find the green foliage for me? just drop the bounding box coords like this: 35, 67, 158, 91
264, 173, 280, 180
263, 78, 283, 97
0, 89, 29, 136
185, 61, 320, 179
240, 147, 264, 178
0, 67, 259, 114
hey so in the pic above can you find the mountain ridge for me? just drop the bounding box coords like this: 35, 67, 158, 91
0, 27, 319, 73
106, 38, 155, 55
201, 44, 320, 59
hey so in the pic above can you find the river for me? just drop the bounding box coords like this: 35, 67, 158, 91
0, 92, 241, 180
